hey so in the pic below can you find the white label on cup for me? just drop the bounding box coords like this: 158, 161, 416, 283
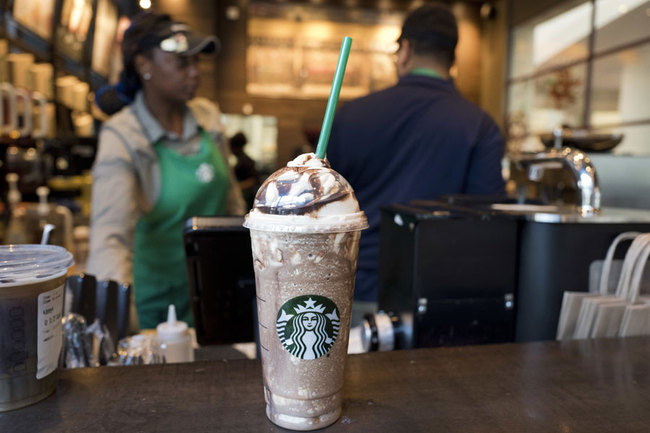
37, 284, 64, 379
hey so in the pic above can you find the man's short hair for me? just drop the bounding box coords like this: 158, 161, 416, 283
230, 132, 248, 149
398, 4, 458, 68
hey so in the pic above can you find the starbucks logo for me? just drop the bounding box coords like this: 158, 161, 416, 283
195, 162, 215, 183
276, 295, 340, 360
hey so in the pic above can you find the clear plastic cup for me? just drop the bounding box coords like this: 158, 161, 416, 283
245, 153, 367, 430
0, 244, 74, 412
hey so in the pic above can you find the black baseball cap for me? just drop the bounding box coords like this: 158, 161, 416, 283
398, 4, 458, 50
136, 19, 220, 56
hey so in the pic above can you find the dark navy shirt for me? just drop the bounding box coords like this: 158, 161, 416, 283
328, 74, 506, 302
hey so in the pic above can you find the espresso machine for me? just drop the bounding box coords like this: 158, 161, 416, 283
360, 140, 650, 350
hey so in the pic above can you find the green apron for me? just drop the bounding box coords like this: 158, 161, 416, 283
133, 128, 229, 329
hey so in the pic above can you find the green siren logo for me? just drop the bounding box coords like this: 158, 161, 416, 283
276, 295, 340, 360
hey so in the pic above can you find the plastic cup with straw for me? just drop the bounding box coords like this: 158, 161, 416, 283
243, 35, 369, 430
315, 36, 352, 160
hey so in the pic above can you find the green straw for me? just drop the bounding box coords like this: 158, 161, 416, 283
315, 36, 352, 160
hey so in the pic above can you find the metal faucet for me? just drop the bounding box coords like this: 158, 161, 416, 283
510, 127, 601, 216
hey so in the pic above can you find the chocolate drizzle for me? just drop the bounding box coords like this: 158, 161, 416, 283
253, 162, 354, 216
276, 181, 293, 197
256, 190, 352, 215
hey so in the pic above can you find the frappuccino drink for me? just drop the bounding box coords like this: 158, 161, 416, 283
244, 153, 367, 430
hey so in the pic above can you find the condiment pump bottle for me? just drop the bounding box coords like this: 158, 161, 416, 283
155, 305, 194, 363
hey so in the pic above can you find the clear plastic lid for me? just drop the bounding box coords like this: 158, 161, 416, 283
0, 244, 74, 286
244, 153, 368, 233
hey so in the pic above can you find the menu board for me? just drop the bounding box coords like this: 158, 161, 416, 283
246, 3, 401, 99
55, 0, 94, 62
13, 0, 56, 41
246, 36, 295, 95
91, 0, 118, 77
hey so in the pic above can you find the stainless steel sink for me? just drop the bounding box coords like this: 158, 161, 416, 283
489, 203, 567, 214
489, 203, 650, 224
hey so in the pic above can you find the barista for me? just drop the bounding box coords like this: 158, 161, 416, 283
87, 13, 245, 330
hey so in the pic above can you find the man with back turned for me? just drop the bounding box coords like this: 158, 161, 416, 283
327, 4, 506, 325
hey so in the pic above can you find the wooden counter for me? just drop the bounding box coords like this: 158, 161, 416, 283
2, 337, 650, 432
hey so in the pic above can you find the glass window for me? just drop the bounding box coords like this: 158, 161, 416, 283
221, 114, 278, 172
507, 0, 650, 155
506, 80, 534, 151
507, 65, 587, 149
594, 0, 650, 53
590, 42, 650, 127
509, 1, 592, 78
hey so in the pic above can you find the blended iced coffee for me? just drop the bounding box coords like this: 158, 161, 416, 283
0, 244, 74, 412
244, 153, 367, 430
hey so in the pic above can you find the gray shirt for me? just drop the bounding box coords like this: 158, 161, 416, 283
87, 92, 245, 284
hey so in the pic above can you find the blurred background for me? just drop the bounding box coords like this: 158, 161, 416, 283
1, 0, 649, 253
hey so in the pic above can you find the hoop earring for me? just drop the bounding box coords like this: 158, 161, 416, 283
143, 72, 152, 81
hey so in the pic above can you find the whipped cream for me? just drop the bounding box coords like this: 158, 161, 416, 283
244, 153, 367, 233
